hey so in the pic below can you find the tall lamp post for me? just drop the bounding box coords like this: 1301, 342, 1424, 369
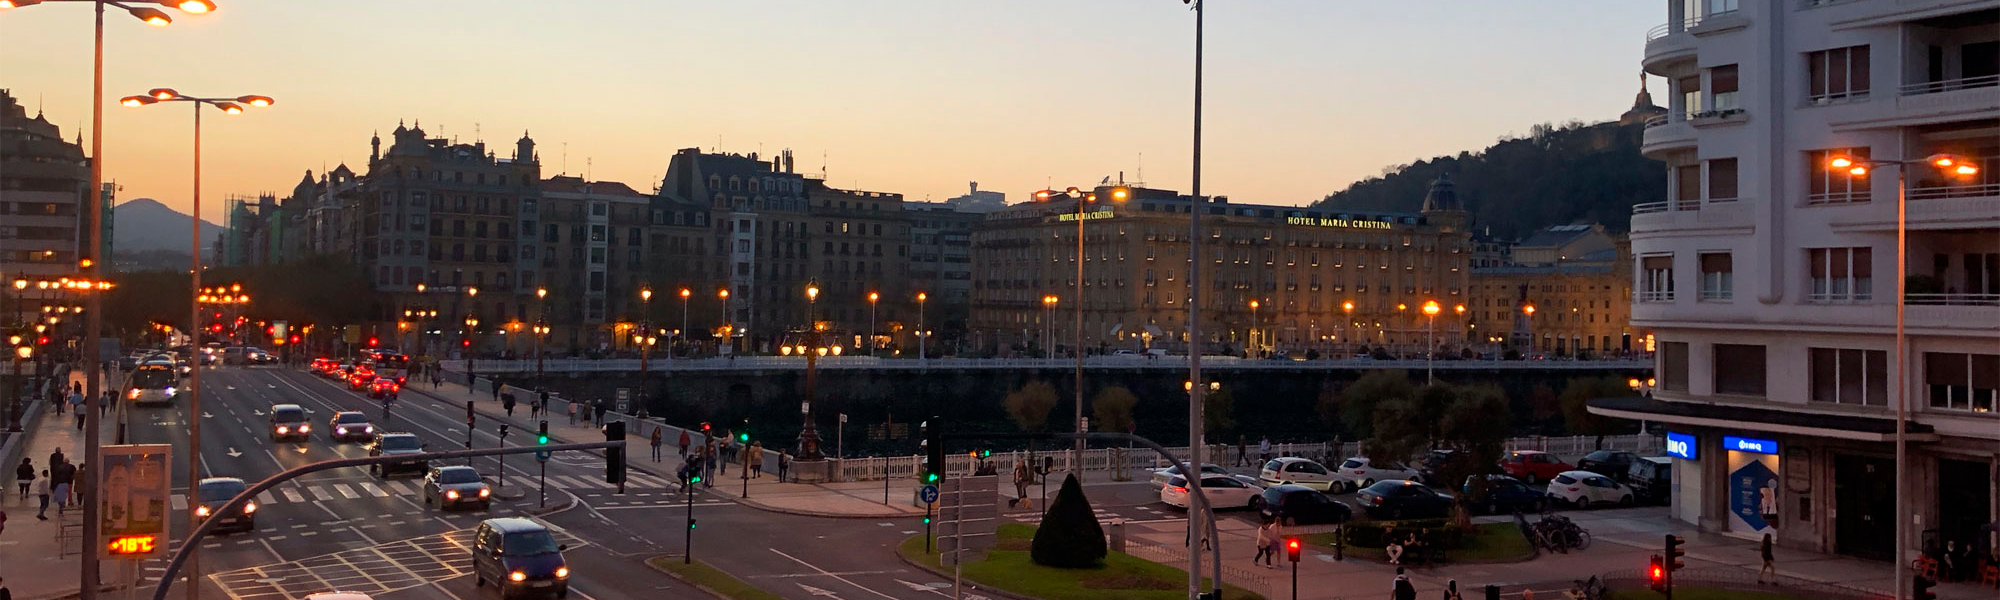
533, 287, 547, 379
638, 286, 652, 378
1421, 300, 1440, 385
1248, 299, 1260, 356
796, 283, 835, 461
1034, 185, 1129, 474
1040, 295, 1057, 359
1826, 152, 1979, 600
678, 288, 690, 357
717, 288, 731, 357
1175, 1, 1222, 597
867, 291, 878, 356
915, 291, 926, 366
122, 84, 266, 600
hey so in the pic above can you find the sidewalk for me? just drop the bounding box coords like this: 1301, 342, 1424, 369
1, 367, 126, 600
404, 377, 926, 519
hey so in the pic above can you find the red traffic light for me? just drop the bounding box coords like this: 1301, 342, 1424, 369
461, 339, 471, 347
37, 336, 51, 345
1285, 537, 1301, 562
289, 335, 302, 344
367, 336, 379, 347
700, 421, 711, 432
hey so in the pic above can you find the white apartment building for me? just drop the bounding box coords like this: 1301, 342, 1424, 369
1592, 0, 1998, 563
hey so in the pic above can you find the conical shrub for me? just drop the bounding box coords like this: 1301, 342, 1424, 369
1030, 473, 1106, 568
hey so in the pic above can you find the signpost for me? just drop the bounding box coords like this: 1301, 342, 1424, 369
100, 444, 171, 560
937, 474, 998, 563
615, 388, 630, 414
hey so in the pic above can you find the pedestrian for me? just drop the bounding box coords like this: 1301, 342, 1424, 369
14, 458, 32, 501
677, 429, 691, 457
503, 394, 516, 417
1253, 520, 1275, 566
1392, 567, 1417, 600
1258, 436, 1272, 464
567, 400, 579, 426
592, 400, 606, 427
701, 443, 716, 487
1009, 462, 1031, 508
33, 470, 50, 520
748, 441, 763, 478
717, 435, 730, 476
1385, 532, 1405, 565
100, 390, 112, 417
777, 450, 789, 482
68, 388, 86, 431
1236, 435, 1249, 467
1442, 579, 1461, 600
50, 459, 75, 515
47, 448, 63, 471
1758, 532, 1776, 583
650, 427, 664, 462
490, 380, 501, 402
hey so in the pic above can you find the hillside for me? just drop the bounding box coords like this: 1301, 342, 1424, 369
114, 197, 225, 254
1315, 120, 1663, 239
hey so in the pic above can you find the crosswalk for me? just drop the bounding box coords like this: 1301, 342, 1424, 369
167, 471, 681, 510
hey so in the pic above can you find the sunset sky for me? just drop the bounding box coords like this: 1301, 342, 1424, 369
2, 1, 1661, 222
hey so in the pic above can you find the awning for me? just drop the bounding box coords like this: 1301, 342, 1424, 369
1144, 325, 1164, 337
1107, 324, 1123, 336
1587, 396, 1939, 443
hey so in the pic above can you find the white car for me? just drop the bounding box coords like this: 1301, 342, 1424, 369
1150, 463, 1231, 488
1160, 474, 1263, 510
1330, 457, 1420, 493
1259, 457, 1338, 491
1545, 470, 1634, 508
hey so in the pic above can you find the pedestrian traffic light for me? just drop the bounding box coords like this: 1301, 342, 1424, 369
1285, 538, 1301, 562
737, 431, 749, 443
1648, 555, 1666, 591
368, 336, 379, 347
465, 400, 475, 425
921, 417, 943, 483
700, 421, 711, 433
537, 420, 550, 445
604, 420, 627, 484
688, 518, 697, 530
1913, 574, 1936, 600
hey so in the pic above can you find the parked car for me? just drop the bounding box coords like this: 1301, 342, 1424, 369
1160, 474, 1262, 510
1460, 474, 1546, 515
1330, 457, 1420, 493
1576, 450, 1642, 481
1256, 484, 1352, 525
1355, 480, 1455, 520
1545, 470, 1634, 508
1259, 457, 1338, 492
472, 517, 570, 598
1625, 457, 1672, 505
1498, 450, 1572, 484
1150, 463, 1231, 489
1415, 449, 1457, 483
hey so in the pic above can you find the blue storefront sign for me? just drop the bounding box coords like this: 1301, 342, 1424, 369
1723, 436, 1779, 454
1665, 431, 1698, 460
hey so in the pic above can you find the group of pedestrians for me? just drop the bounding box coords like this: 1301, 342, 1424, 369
12, 448, 78, 521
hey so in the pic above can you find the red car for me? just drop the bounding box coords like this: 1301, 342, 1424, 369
1498, 450, 1572, 484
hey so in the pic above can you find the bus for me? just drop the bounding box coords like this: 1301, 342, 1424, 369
126, 363, 179, 406
363, 351, 410, 385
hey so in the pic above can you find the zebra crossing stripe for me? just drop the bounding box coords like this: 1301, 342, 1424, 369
333, 484, 359, 499
282, 488, 305, 503
308, 486, 334, 501
384, 481, 414, 495
256, 491, 276, 506
359, 482, 388, 497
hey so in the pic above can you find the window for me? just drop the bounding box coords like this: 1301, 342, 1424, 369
1810, 348, 1887, 406
1808, 247, 1872, 303
1713, 344, 1767, 397
1807, 148, 1871, 204
1675, 165, 1701, 205
1662, 342, 1689, 392
1707, 0, 1738, 15
1678, 75, 1703, 119
1807, 45, 1870, 103
1639, 255, 1675, 302
1699, 253, 1733, 301
1924, 352, 1998, 413
1707, 158, 1738, 200
1709, 64, 1739, 112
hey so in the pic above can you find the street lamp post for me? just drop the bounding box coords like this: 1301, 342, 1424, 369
1248, 299, 1260, 356
718, 288, 731, 357
796, 283, 832, 461
639, 286, 652, 379
678, 288, 690, 358
1421, 300, 1440, 385
1827, 152, 1979, 600
534, 287, 547, 380
867, 291, 878, 357
1041, 295, 1057, 359
916, 291, 926, 367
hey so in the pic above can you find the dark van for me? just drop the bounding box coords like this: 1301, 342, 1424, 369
472, 517, 569, 599
1626, 456, 1672, 505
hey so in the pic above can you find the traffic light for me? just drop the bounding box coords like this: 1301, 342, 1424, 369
1913, 575, 1937, 600
737, 430, 749, 443
465, 401, 476, 425
1285, 538, 1301, 562
700, 421, 711, 433
1663, 534, 1685, 597
604, 421, 626, 484
537, 420, 550, 445
921, 417, 943, 484
1648, 555, 1666, 591
688, 518, 697, 530
367, 336, 379, 347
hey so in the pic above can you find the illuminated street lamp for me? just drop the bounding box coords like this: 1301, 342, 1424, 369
867, 291, 879, 356
718, 288, 732, 356
1041, 295, 1058, 359
1422, 300, 1440, 384
1248, 299, 1261, 355
639, 286, 654, 378
797, 282, 831, 461
915, 291, 927, 367
533, 287, 548, 378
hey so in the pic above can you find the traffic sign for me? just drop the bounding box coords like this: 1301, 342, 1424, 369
919, 484, 939, 503
536, 450, 551, 462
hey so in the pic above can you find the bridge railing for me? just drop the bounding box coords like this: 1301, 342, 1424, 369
439, 356, 1652, 373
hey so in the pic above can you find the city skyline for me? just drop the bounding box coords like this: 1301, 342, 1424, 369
2, 0, 1661, 219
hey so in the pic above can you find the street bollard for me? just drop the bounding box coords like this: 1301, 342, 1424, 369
1108, 518, 1126, 553
1484, 584, 1499, 600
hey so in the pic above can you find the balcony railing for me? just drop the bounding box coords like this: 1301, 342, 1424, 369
1807, 190, 1871, 206
1909, 182, 1999, 201
1645, 15, 1706, 41
1644, 114, 1671, 128
1906, 293, 2000, 306
1899, 74, 2000, 96
1637, 290, 1675, 303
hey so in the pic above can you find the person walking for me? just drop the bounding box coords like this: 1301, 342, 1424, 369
567, 400, 580, 426
650, 427, 664, 462
47, 448, 63, 472
49, 459, 74, 515
776, 450, 789, 482
50, 378, 65, 416
32, 470, 50, 520
1236, 436, 1249, 467
717, 434, 730, 476
503, 393, 516, 417
489, 379, 501, 403
1758, 533, 1776, 583
14, 458, 32, 502
68, 388, 86, 431
748, 441, 764, 478
1009, 462, 1031, 508
701, 443, 717, 487
592, 400, 607, 427
1442, 579, 1462, 600
1392, 567, 1417, 600
677, 429, 691, 457
1258, 436, 1273, 464
1253, 520, 1275, 567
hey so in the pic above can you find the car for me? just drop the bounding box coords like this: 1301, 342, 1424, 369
1545, 470, 1634, 508
1355, 480, 1456, 520
472, 517, 570, 599
368, 433, 429, 477
1498, 450, 1572, 484
1256, 484, 1352, 526
1460, 474, 1546, 515
328, 411, 377, 442
310, 358, 330, 373
1330, 457, 1420, 493
1575, 450, 1642, 481
1415, 449, 1456, 483
1259, 457, 1339, 492
348, 370, 377, 391
192, 477, 256, 533
269, 404, 310, 442
1159, 474, 1262, 510
423, 466, 492, 511
223, 346, 248, 365
1150, 463, 1230, 488
246, 347, 276, 364
1625, 457, 1672, 505
367, 378, 400, 399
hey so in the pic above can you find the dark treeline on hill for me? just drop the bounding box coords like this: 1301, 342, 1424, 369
1315, 120, 1665, 240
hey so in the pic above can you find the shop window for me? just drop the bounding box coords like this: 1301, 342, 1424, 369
1714, 344, 1767, 397
1809, 348, 1887, 406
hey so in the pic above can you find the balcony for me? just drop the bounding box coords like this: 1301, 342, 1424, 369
1643, 19, 1698, 76
1828, 183, 2000, 231
1907, 293, 2000, 333
1640, 115, 1697, 158
1632, 197, 1754, 235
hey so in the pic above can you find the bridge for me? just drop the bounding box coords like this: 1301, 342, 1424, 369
439, 356, 1654, 374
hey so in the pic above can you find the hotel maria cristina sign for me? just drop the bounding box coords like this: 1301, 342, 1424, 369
1286, 215, 1394, 230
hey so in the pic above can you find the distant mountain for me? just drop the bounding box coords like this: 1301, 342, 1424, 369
1314, 120, 1664, 240
114, 198, 225, 254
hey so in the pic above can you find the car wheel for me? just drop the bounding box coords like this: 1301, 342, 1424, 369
1620, 495, 1634, 507
1486, 502, 1500, 515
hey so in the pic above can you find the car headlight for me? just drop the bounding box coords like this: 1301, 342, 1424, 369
164, 387, 175, 396
276, 426, 288, 434
555, 567, 569, 578
299, 424, 310, 433
446, 490, 460, 500
509, 571, 526, 582
478, 488, 490, 497
364, 425, 374, 433
195, 506, 210, 517
337, 427, 347, 436
244, 501, 257, 513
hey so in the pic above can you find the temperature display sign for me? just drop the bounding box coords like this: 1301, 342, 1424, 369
99, 444, 171, 558
107, 534, 159, 556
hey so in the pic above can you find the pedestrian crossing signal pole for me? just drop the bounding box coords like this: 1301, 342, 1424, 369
685, 466, 700, 564
605, 421, 627, 494
496, 423, 508, 488
537, 420, 550, 508
1287, 538, 1301, 600
464, 400, 475, 463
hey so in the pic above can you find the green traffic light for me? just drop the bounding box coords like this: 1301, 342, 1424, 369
537, 435, 550, 444
923, 517, 931, 524
691, 475, 702, 483
924, 473, 938, 483
738, 433, 749, 443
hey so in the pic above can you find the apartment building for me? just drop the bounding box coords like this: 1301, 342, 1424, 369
1596, 0, 1998, 561
0, 88, 90, 326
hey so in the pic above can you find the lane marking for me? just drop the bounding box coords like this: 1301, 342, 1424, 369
769, 548, 903, 600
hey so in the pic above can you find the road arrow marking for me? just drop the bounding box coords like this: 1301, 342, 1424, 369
226, 386, 236, 390
252, 410, 264, 416
268, 384, 277, 388
202, 412, 214, 418
226, 447, 243, 458
797, 584, 841, 598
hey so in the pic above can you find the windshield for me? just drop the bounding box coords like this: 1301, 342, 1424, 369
272, 408, 305, 422
439, 469, 481, 484
381, 436, 421, 450
131, 368, 175, 389
335, 413, 370, 424
197, 480, 246, 502
502, 532, 560, 556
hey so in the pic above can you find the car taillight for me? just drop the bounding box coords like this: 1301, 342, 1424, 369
1173, 486, 1187, 494
1354, 470, 1365, 474
1371, 496, 1382, 504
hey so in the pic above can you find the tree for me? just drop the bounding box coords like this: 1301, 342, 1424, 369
1091, 386, 1137, 434
1338, 370, 1415, 440
1559, 376, 1630, 447
1363, 397, 1429, 464
1202, 385, 1235, 436
1440, 384, 1511, 517
1030, 473, 1106, 568
1004, 380, 1058, 433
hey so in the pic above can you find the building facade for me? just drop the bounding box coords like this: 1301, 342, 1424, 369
905, 201, 979, 342
969, 181, 1474, 357
1467, 224, 1633, 357
1595, 0, 1999, 561
804, 181, 913, 350
535, 176, 652, 350
1, 88, 90, 324
658, 148, 818, 352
